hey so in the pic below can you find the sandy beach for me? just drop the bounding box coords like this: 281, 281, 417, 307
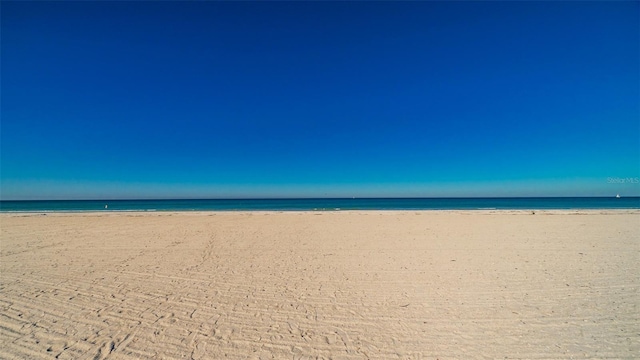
1, 210, 638, 359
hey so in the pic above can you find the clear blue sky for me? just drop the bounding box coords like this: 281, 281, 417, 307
1, 1, 639, 200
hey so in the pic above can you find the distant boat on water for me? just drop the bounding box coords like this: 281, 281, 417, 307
616, 194, 621, 198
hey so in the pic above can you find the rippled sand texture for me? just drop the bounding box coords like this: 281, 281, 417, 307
1, 211, 638, 359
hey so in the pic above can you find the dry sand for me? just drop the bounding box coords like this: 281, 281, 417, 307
1, 210, 638, 359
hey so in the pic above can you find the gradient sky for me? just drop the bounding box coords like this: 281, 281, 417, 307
1, 1, 639, 200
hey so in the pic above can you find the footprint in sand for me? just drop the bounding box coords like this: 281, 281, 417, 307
190, 340, 207, 360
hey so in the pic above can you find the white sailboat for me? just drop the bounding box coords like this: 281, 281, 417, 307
616, 194, 621, 199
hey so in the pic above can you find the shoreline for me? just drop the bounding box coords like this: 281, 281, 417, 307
2, 208, 640, 216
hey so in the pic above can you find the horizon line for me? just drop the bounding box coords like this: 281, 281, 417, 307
2, 196, 638, 202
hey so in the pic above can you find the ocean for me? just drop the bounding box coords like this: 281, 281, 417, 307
1, 197, 639, 212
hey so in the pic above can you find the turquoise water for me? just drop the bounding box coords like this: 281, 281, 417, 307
1, 197, 638, 212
